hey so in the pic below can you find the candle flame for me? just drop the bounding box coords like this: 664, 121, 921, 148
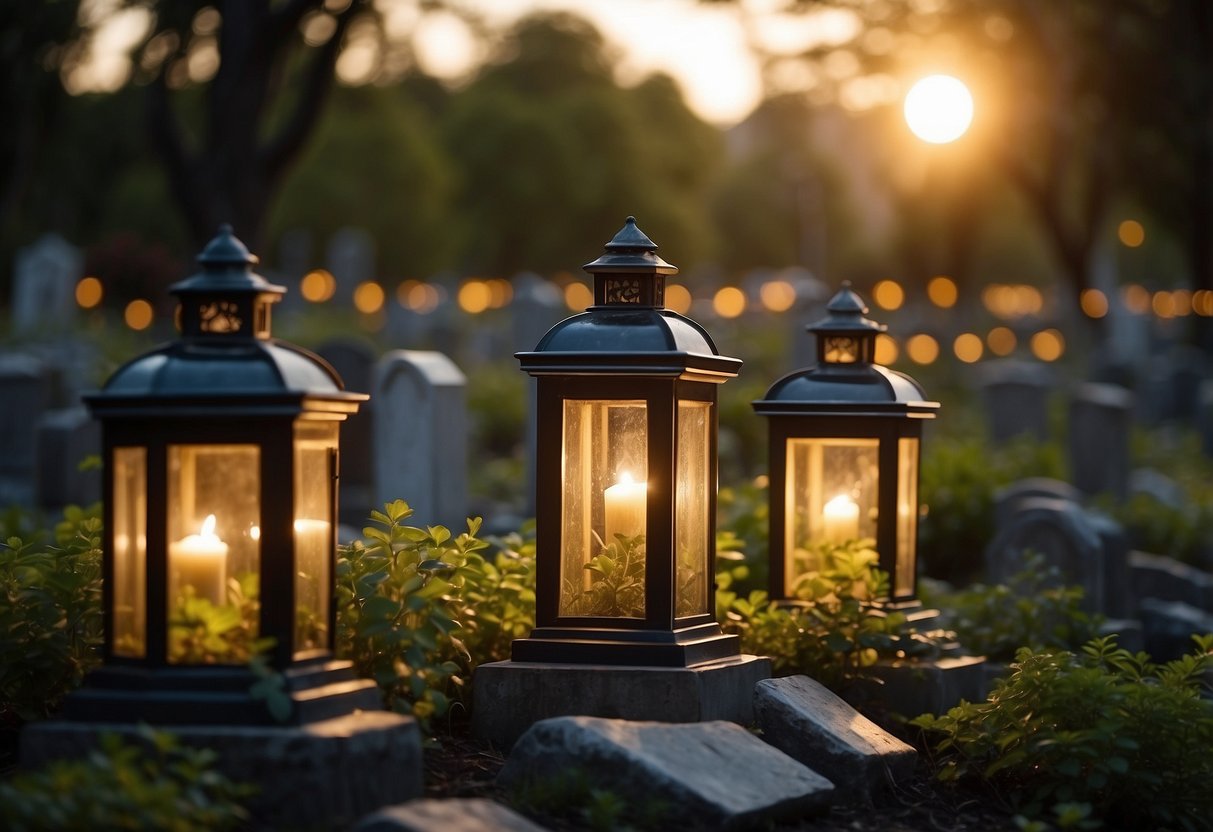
618, 471, 635, 486
200, 514, 217, 537
824, 494, 856, 513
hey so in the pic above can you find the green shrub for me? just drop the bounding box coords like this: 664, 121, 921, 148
0, 505, 103, 724
458, 523, 537, 668
0, 728, 251, 831
913, 635, 1213, 830
922, 553, 1101, 663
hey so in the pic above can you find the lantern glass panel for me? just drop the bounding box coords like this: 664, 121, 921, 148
560, 399, 648, 618
785, 438, 878, 587
166, 444, 260, 663
895, 437, 920, 597
112, 446, 147, 658
294, 421, 337, 656
675, 400, 711, 618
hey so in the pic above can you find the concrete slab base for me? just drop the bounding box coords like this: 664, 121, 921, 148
471, 654, 771, 751
21, 710, 422, 829
850, 655, 988, 718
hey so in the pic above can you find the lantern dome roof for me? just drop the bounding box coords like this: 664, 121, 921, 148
754, 362, 936, 416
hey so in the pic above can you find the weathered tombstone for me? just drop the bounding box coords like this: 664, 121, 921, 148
1085, 511, 1134, 619
1129, 468, 1185, 509
373, 351, 468, 530
1138, 598, 1213, 661
1166, 345, 1206, 423
11, 234, 81, 334
315, 339, 376, 526
498, 717, 835, 828
1068, 382, 1133, 500
512, 273, 565, 517
35, 408, 101, 509
977, 360, 1054, 443
985, 496, 1106, 612
1200, 379, 1213, 457
326, 227, 375, 300
0, 354, 53, 478
993, 477, 1082, 527
753, 675, 916, 803
1128, 551, 1213, 613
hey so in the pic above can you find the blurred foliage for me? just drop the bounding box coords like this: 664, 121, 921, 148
0, 728, 252, 832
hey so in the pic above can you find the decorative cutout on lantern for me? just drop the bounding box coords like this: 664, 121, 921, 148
199, 300, 243, 333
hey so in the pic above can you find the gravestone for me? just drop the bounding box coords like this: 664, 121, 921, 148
11, 234, 81, 334
1200, 379, 1213, 457
977, 360, 1054, 443
984, 496, 1106, 612
1068, 382, 1133, 500
373, 351, 468, 530
0, 354, 53, 478
315, 340, 376, 526
326, 227, 375, 300
35, 408, 101, 509
512, 273, 565, 516
1138, 598, 1213, 661
1128, 551, 1213, 613
1085, 511, 1133, 619
277, 228, 313, 282
1166, 345, 1206, 423
993, 477, 1082, 527
498, 717, 835, 828
1129, 468, 1185, 509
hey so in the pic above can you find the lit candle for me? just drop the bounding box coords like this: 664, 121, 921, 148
822, 494, 860, 544
169, 514, 228, 605
604, 471, 646, 545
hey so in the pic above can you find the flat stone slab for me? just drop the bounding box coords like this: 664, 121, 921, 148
472, 655, 771, 751
754, 675, 916, 802
351, 798, 548, 832
498, 716, 834, 830
21, 710, 421, 829
853, 655, 988, 718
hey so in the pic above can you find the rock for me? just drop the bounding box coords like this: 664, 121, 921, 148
753, 675, 916, 802
498, 717, 834, 830
351, 798, 549, 832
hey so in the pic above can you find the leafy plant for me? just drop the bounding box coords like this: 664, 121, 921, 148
563, 533, 647, 618
167, 573, 270, 665
0, 505, 103, 724
0, 727, 252, 831
718, 539, 941, 691
511, 767, 670, 832
922, 553, 1102, 663
913, 635, 1213, 830
334, 499, 490, 726
458, 523, 537, 668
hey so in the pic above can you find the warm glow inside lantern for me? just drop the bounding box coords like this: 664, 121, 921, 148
754, 282, 938, 605
78, 226, 374, 724
514, 217, 740, 666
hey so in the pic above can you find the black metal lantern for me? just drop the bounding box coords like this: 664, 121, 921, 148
514, 217, 742, 666
753, 282, 939, 605
75, 226, 375, 724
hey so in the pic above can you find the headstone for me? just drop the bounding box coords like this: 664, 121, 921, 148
1068, 382, 1133, 500
1137, 598, 1213, 661
1200, 379, 1213, 457
1128, 551, 1213, 613
985, 496, 1106, 612
315, 340, 376, 526
326, 227, 375, 299
0, 354, 53, 477
498, 717, 835, 828
512, 273, 565, 518
11, 233, 81, 334
350, 799, 547, 832
977, 360, 1054, 443
1128, 468, 1185, 509
1166, 345, 1207, 423
1085, 511, 1133, 619
753, 675, 916, 803
993, 477, 1083, 527
35, 408, 101, 509
373, 351, 468, 530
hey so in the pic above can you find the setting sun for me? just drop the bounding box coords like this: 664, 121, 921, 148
904, 75, 974, 144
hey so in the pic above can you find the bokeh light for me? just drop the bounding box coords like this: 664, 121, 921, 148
397, 280, 440, 313
458, 279, 492, 314
300, 269, 336, 303
124, 299, 153, 331
1079, 289, 1108, 319
952, 332, 984, 363
1030, 329, 1065, 362
903, 75, 974, 144
487, 278, 513, 309
760, 279, 796, 312
665, 284, 692, 315
1172, 289, 1192, 316
713, 286, 746, 319
75, 276, 103, 309
1122, 284, 1150, 314
871, 279, 904, 311
1118, 219, 1145, 248
1152, 290, 1175, 319
927, 275, 958, 309
1194, 289, 1213, 316
987, 326, 1017, 356
905, 333, 939, 365
874, 333, 898, 365
353, 281, 385, 314
564, 281, 592, 311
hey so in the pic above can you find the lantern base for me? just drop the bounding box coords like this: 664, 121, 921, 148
59, 658, 382, 726
472, 654, 772, 751
511, 622, 740, 667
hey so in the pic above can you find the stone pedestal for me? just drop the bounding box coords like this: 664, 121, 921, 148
21, 710, 422, 829
471, 655, 771, 751
850, 655, 988, 718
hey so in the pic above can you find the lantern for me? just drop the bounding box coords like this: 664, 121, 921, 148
513, 217, 742, 665
753, 282, 939, 605
74, 226, 375, 724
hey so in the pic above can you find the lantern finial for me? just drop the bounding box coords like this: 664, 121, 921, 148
583, 216, 677, 308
